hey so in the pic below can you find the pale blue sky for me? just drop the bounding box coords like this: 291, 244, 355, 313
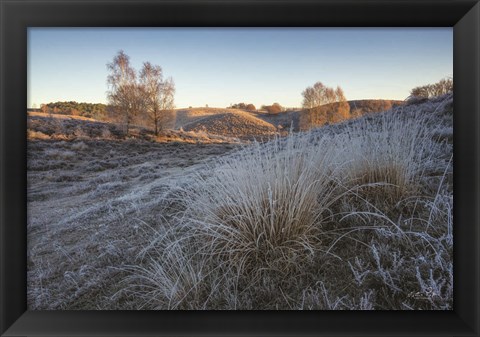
28, 28, 452, 109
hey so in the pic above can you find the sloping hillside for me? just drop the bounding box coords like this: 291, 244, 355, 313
298, 99, 405, 130
27, 112, 242, 144
348, 99, 404, 115
172, 107, 246, 129
28, 111, 99, 122
182, 110, 278, 140
253, 110, 302, 132
254, 99, 404, 131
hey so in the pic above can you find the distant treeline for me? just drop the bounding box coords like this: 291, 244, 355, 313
299, 99, 404, 130
40, 101, 111, 120
409, 77, 453, 101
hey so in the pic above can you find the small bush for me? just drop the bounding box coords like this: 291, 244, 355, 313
262, 103, 283, 114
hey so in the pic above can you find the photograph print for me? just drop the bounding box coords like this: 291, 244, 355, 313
27, 27, 453, 310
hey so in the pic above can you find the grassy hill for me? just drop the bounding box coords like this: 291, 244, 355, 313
172, 107, 244, 129
298, 99, 405, 130
181, 110, 278, 140
348, 99, 404, 114
27, 111, 243, 144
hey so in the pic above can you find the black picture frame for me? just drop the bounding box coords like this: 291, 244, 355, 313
1, 0, 479, 336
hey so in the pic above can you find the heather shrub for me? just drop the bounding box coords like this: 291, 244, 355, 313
262, 103, 283, 114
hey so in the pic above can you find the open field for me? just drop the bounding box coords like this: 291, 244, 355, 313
27, 139, 240, 309
27, 95, 452, 310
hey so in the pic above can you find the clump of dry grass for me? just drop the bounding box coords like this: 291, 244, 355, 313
338, 97, 450, 207
176, 134, 352, 276
119, 240, 221, 310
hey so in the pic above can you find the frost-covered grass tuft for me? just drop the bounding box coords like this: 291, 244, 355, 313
179, 134, 346, 274
335, 97, 449, 208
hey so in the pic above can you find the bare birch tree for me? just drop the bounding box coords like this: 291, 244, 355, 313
302, 81, 346, 109
301, 82, 349, 129
139, 62, 163, 135
139, 62, 175, 135
107, 50, 143, 135
158, 77, 175, 130
107, 51, 175, 135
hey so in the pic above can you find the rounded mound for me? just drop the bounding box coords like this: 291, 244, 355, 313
182, 111, 278, 139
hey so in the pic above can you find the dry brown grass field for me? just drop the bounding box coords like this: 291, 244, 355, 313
27, 95, 453, 310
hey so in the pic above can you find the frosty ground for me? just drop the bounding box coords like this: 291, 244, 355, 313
28, 139, 240, 309
27, 95, 453, 310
